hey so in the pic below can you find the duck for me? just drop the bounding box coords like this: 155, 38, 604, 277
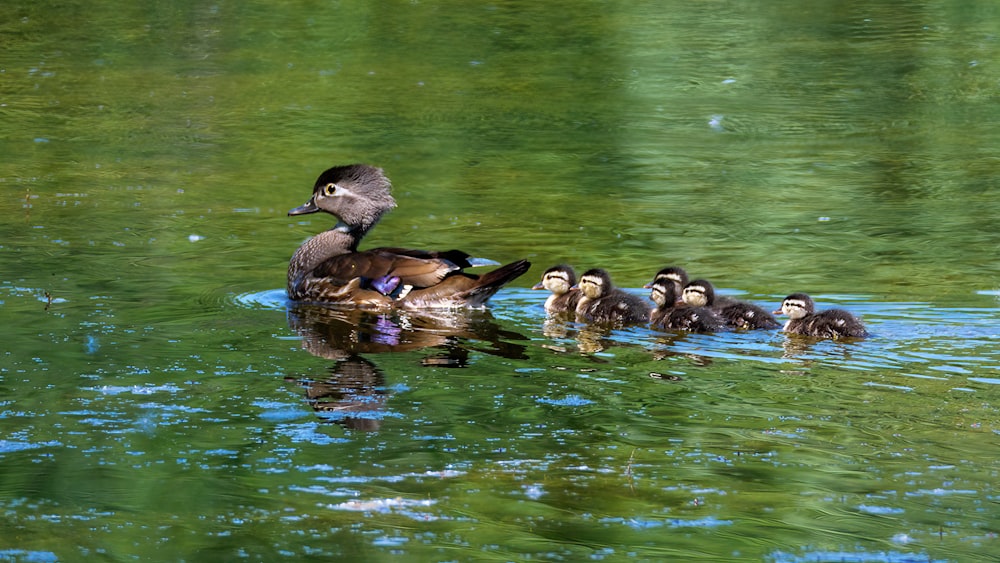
773, 293, 869, 339
681, 279, 780, 330
573, 268, 650, 326
648, 278, 726, 333
531, 264, 581, 315
643, 266, 689, 296
287, 164, 530, 308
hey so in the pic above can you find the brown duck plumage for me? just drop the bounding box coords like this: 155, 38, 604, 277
287, 164, 530, 308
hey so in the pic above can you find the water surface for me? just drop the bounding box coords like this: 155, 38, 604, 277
2, 0, 1000, 561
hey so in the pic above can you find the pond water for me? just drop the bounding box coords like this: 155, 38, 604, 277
2, 0, 1000, 561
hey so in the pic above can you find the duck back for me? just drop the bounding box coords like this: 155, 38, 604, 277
719, 302, 780, 330
651, 305, 726, 333
786, 308, 868, 339
547, 290, 581, 315
578, 290, 650, 326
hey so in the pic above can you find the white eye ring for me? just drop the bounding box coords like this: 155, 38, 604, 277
323, 183, 337, 196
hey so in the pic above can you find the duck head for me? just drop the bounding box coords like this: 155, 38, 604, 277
575, 268, 614, 300
289, 164, 397, 236
682, 279, 715, 307
648, 278, 681, 308
643, 266, 688, 291
774, 293, 815, 319
532, 264, 577, 295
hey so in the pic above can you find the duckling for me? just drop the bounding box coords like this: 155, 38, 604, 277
643, 266, 689, 296
531, 264, 581, 315
574, 268, 650, 326
648, 278, 726, 333
774, 293, 869, 339
287, 164, 530, 308
681, 279, 780, 330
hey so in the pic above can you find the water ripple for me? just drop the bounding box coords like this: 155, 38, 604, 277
232, 289, 288, 310
768, 550, 946, 563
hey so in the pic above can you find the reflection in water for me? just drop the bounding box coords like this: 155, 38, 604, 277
777, 332, 866, 362
537, 313, 617, 357
286, 355, 388, 432
648, 331, 714, 366
286, 304, 528, 430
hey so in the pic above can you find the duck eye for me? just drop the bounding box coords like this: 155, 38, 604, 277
323, 183, 337, 196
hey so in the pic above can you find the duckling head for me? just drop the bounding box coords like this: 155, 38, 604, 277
648, 278, 680, 308
532, 264, 576, 295
577, 268, 613, 300
682, 279, 715, 308
775, 293, 814, 319
644, 266, 688, 290
289, 164, 397, 235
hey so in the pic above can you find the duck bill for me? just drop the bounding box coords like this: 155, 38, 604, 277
772, 308, 783, 315
288, 197, 320, 216
531, 282, 545, 290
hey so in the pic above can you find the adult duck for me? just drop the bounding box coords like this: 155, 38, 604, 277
287, 164, 530, 308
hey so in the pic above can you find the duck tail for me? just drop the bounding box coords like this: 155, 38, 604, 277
462, 259, 532, 307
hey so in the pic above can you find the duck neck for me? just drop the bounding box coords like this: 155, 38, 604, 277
333, 220, 371, 247
287, 227, 357, 288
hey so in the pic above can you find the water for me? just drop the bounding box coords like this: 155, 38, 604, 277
3, 0, 1000, 561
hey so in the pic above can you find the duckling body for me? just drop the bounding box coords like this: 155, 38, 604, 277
648, 279, 726, 333
682, 279, 779, 330
287, 164, 530, 308
531, 264, 581, 315
574, 268, 650, 326
774, 293, 869, 339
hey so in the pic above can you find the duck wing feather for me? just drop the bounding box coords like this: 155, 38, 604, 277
310, 249, 464, 288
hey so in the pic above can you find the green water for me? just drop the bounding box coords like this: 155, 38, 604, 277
3, 1, 1000, 561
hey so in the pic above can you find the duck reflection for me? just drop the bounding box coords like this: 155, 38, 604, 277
647, 331, 714, 366
285, 354, 388, 432
286, 304, 528, 431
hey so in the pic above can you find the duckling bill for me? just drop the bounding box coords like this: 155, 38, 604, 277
287, 164, 530, 308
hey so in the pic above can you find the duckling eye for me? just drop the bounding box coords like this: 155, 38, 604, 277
323, 183, 338, 196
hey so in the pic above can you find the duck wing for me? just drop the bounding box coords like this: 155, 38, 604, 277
374, 248, 491, 269
400, 259, 531, 308
310, 248, 464, 288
